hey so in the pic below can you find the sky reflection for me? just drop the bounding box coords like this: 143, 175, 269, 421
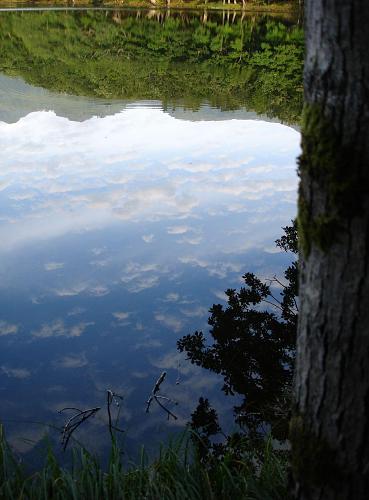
0, 108, 298, 250
0, 100, 299, 459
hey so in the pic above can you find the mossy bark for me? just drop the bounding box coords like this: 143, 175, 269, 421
293, 0, 369, 498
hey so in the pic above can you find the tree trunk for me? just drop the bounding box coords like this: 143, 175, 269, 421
292, 1, 369, 499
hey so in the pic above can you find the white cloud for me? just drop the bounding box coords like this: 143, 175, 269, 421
67, 307, 85, 316
167, 225, 191, 235
120, 261, 169, 293
44, 262, 64, 271
134, 338, 162, 350
151, 350, 193, 376
0, 180, 11, 192
142, 234, 154, 243
163, 293, 180, 302
112, 311, 130, 321
177, 235, 203, 245
0, 109, 299, 251
207, 262, 243, 279
1, 365, 31, 379
54, 283, 88, 297
89, 285, 110, 297
178, 256, 208, 268
0, 321, 18, 336
212, 290, 228, 302
31, 296, 43, 305
90, 258, 111, 267
155, 313, 183, 333
54, 353, 88, 369
126, 262, 159, 274
132, 276, 160, 293
91, 247, 106, 256
180, 306, 208, 318
54, 283, 109, 297
178, 256, 242, 279
69, 322, 94, 337
32, 320, 94, 338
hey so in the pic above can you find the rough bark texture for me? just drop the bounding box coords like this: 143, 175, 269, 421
292, 1, 369, 499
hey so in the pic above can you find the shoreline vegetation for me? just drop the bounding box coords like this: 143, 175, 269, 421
0, 426, 289, 499
0, 1, 301, 15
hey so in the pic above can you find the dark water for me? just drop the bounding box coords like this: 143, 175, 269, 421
0, 8, 301, 462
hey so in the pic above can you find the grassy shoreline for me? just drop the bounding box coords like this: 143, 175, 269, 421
0, 426, 289, 499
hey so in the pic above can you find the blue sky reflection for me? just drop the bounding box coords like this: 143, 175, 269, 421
0, 104, 299, 457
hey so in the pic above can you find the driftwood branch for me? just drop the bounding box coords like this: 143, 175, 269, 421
58, 406, 101, 451
145, 371, 178, 420
155, 396, 178, 421
146, 371, 167, 413
58, 388, 125, 451
107, 390, 114, 441
107, 390, 124, 440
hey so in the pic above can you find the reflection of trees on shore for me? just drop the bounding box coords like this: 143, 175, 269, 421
178, 222, 298, 454
0, 10, 303, 123
110, 8, 297, 25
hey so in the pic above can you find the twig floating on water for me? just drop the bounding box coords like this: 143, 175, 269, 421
145, 371, 178, 420
59, 406, 101, 451
107, 389, 124, 441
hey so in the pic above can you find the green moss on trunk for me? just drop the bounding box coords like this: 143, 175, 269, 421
297, 103, 365, 256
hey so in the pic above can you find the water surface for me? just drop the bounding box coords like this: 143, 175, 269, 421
0, 8, 301, 462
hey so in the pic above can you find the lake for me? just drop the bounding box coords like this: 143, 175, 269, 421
0, 7, 302, 463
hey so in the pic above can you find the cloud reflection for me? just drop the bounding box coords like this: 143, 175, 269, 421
32, 320, 94, 339
54, 353, 88, 369
0, 321, 18, 336
1, 365, 31, 379
0, 108, 299, 252
44, 262, 64, 271
154, 313, 184, 333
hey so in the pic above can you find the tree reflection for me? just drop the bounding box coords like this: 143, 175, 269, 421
0, 11, 303, 123
178, 221, 298, 456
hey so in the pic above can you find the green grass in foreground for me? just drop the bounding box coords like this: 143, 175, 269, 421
0, 426, 289, 499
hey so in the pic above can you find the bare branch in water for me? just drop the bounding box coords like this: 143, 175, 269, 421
153, 371, 167, 395
145, 371, 178, 420
59, 407, 101, 451
107, 390, 114, 441
155, 396, 178, 421
58, 407, 83, 414
107, 390, 124, 441
146, 371, 167, 413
